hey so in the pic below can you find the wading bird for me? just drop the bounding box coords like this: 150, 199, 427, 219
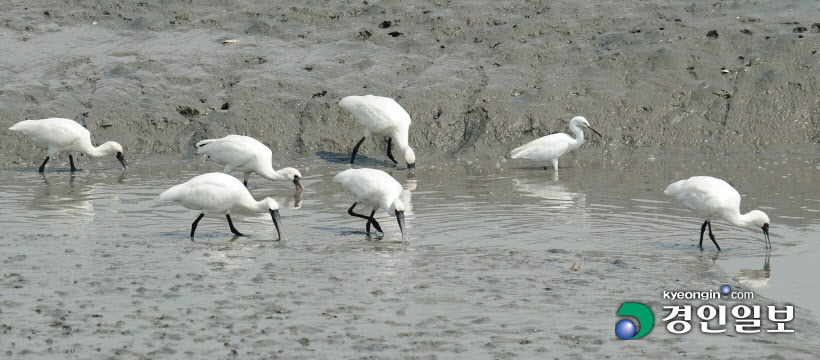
339, 95, 416, 168
334, 168, 407, 241
664, 176, 770, 251
510, 116, 601, 170
159, 173, 287, 240
9, 118, 127, 172
196, 135, 303, 190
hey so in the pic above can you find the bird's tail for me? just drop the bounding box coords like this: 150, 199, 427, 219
664, 180, 685, 196
159, 184, 185, 202
195, 139, 218, 155
510, 143, 532, 159
8, 120, 35, 132
195, 139, 217, 148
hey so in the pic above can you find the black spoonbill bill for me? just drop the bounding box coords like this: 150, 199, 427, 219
160, 173, 288, 240
510, 116, 601, 170
665, 176, 770, 251
9, 117, 127, 173
339, 95, 416, 168
335, 168, 407, 242
196, 134, 303, 190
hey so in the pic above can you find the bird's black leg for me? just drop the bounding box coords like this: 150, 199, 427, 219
349, 202, 381, 233
386, 138, 398, 164
348, 202, 371, 221
69, 155, 78, 172
350, 136, 367, 164
707, 221, 721, 251
226, 214, 245, 236
191, 213, 205, 238
699, 220, 708, 250
366, 209, 383, 233
38, 156, 50, 173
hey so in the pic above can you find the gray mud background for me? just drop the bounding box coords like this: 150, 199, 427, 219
1, 1, 819, 359
0, 1, 817, 162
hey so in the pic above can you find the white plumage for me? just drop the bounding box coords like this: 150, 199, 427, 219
665, 176, 770, 250
196, 134, 303, 190
160, 172, 287, 240
334, 168, 407, 241
510, 116, 600, 170
339, 95, 416, 168
9, 117, 127, 172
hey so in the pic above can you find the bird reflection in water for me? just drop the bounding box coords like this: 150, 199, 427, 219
34, 172, 95, 219
736, 252, 772, 288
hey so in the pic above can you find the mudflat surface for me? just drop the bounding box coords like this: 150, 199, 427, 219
1, 147, 819, 358
1, 0, 819, 358
0, 0, 817, 164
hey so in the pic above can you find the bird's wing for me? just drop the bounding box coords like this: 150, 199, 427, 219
665, 177, 740, 218
196, 136, 258, 169
340, 96, 411, 134
10, 118, 87, 149
510, 134, 571, 160
160, 175, 241, 212
335, 169, 400, 205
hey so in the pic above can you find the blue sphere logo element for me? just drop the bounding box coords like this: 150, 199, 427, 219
721, 285, 730, 294
615, 303, 654, 340
615, 319, 636, 340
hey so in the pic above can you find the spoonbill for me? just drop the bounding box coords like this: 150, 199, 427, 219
9, 117, 127, 172
159, 172, 287, 240
510, 116, 601, 170
196, 135, 303, 190
339, 95, 416, 168
334, 168, 407, 241
664, 176, 770, 251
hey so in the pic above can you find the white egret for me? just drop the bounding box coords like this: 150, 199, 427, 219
510, 116, 601, 170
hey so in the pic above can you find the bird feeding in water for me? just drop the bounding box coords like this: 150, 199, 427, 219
159, 173, 288, 240
510, 116, 601, 170
9, 118, 127, 173
196, 134, 304, 191
339, 95, 416, 168
664, 176, 770, 251
335, 168, 407, 242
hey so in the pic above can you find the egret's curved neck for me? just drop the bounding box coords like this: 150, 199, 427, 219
569, 122, 585, 146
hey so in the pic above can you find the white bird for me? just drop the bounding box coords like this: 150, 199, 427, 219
195, 135, 303, 190
665, 176, 770, 251
159, 172, 287, 240
334, 168, 407, 241
339, 95, 416, 168
510, 116, 601, 170
9, 117, 127, 173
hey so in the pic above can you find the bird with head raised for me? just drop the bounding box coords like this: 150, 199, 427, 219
665, 176, 770, 251
335, 168, 407, 242
196, 134, 303, 191
9, 117, 127, 173
159, 172, 288, 240
339, 95, 416, 168
510, 115, 601, 171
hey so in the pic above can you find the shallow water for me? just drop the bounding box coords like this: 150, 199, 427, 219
0, 146, 818, 357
